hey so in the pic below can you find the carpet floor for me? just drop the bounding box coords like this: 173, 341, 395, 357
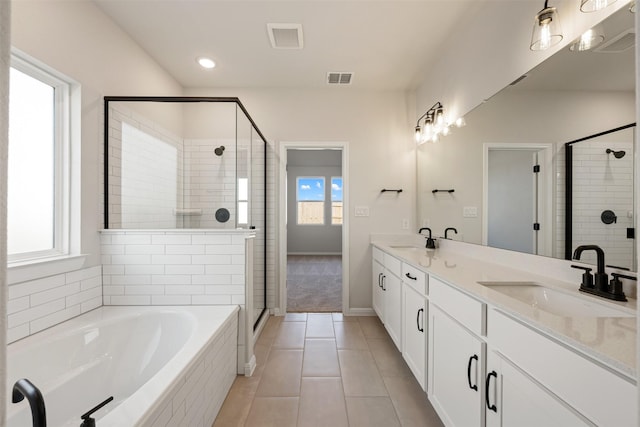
287, 255, 342, 312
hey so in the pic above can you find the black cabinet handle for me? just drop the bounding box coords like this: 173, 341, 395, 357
485, 371, 497, 412
405, 272, 417, 281
467, 355, 478, 391
416, 308, 424, 332
382, 275, 386, 291
378, 273, 383, 288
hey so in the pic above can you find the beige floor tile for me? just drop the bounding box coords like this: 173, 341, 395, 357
338, 349, 388, 397
257, 315, 283, 343
302, 338, 341, 377
357, 316, 388, 339
255, 349, 303, 397
244, 397, 299, 427
368, 337, 413, 378
284, 312, 308, 322
297, 377, 349, 427
212, 375, 261, 427
332, 312, 358, 322
334, 320, 369, 350
273, 321, 307, 349
345, 397, 401, 427
384, 375, 444, 427
306, 313, 335, 338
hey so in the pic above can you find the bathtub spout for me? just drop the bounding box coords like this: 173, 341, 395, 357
80, 396, 114, 427
12, 378, 47, 427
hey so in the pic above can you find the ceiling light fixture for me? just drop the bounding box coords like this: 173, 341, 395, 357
580, 0, 617, 12
530, 0, 563, 51
414, 102, 465, 144
569, 24, 605, 51
196, 57, 216, 69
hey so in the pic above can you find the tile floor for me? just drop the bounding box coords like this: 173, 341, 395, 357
213, 313, 444, 427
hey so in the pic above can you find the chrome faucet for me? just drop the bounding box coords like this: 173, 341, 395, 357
418, 227, 436, 249
572, 244, 628, 301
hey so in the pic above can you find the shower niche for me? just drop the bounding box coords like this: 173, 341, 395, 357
103, 97, 267, 329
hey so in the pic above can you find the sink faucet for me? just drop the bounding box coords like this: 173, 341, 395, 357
418, 227, 436, 249
12, 378, 47, 427
572, 244, 629, 301
444, 227, 458, 239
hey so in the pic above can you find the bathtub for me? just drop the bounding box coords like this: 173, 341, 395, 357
7, 305, 239, 426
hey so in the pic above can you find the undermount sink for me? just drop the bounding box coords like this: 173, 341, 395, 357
478, 281, 635, 318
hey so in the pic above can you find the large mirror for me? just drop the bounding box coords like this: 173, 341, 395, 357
417, 4, 636, 271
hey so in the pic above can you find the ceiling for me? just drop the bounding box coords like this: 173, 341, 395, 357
93, 0, 481, 90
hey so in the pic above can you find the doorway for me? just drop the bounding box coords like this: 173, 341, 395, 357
278, 142, 349, 314
482, 143, 553, 256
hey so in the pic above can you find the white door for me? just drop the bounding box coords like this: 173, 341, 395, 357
402, 284, 426, 389
428, 304, 484, 427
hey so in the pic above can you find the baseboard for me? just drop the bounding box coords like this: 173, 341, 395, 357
344, 307, 376, 316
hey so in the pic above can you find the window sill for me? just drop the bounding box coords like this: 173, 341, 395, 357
8, 254, 88, 285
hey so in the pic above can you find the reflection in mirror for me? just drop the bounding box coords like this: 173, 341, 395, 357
417, 4, 636, 271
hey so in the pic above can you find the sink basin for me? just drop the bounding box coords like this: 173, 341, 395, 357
478, 281, 634, 318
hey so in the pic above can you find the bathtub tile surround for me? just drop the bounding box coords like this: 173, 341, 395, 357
6, 265, 102, 343
101, 229, 256, 375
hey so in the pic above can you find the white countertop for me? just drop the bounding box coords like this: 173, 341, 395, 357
372, 240, 637, 380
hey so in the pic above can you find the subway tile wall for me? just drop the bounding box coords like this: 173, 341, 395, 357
7, 266, 103, 343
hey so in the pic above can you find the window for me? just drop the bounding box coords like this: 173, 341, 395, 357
331, 177, 343, 225
8, 53, 74, 263
297, 177, 325, 225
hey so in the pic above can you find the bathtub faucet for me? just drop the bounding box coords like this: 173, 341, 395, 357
80, 396, 114, 427
12, 378, 47, 427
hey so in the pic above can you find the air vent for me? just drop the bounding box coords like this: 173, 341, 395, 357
267, 24, 303, 49
594, 29, 635, 53
327, 72, 353, 85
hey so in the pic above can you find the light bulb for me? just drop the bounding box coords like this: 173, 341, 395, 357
454, 117, 466, 127
441, 125, 451, 137
415, 126, 422, 143
431, 133, 439, 143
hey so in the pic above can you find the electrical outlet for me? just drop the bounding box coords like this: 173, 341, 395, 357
401, 219, 409, 229
463, 206, 478, 218
355, 206, 370, 217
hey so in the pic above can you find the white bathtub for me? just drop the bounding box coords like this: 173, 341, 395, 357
7, 305, 239, 426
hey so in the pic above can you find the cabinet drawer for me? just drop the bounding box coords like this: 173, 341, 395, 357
429, 276, 485, 336
385, 253, 402, 277
401, 263, 427, 295
488, 309, 636, 426
372, 247, 384, 264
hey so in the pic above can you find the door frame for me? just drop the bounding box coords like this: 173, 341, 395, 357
482, 143, 554, 257
277, 141, 349, 315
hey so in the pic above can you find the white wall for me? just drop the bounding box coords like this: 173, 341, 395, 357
185, 87, 416, 311
11, 0, 184, 267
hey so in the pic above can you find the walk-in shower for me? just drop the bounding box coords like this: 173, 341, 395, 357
103, 97, 268, 329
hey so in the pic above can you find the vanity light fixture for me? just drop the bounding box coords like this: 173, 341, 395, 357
580, 0, 616, 13
196, 57, 216, 69
569, 24, 605, 51
530, 0, 563, 51
414, 101, 465, 144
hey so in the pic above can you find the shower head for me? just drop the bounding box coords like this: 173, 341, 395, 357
214, 146, 225, 156
606, 148, 626, 159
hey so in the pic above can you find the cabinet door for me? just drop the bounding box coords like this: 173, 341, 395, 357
402, 284, 426, 390
428, 304, 484, 427
384, 271, 402, 350
485, 351, 591, 427
372, 260, 385, 320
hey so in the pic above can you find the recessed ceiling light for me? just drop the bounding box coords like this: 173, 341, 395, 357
196, 57, 216, 69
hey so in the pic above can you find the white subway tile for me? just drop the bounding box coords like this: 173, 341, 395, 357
125, 264, 165, 275
231, 275, 245, 285
204, 285, 244, 295
31, 282, 81, 307
192, 295, 232, 305
7, 296, 30, 314
31, 305, 81, 335
192, 255, 232, 265
111, 275, 152, 285
111, 234, 152, 244
102, 244, 125, 255
125, 245, 166, 255
192, 275, 232, 285
7, 324, 30, 344
125, 285, 165, 295
111, 254, 153, 265
206, 245, 243, 255
166, 245, 205, 255
109, 295, 151, 305
81, 297, 102, 313
152, 255, 191, 265
165, 285, 204, 295
9, 274, 66, 300
152, 275, 192, 285
81, 276, 102, 291
151, 234, 192, 245
102, 265, 125, 275
165, 265, 205, 275
231, 295, 244, 305
205, 265, 244, 275
192, 235, 232, 245
66, 287, 102, 306
152, 295, 192, 305
103, 285, 125, 296
8, 299, 66, 329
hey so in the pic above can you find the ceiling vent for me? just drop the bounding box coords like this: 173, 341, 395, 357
327, 72, 353, 85
267, 24, 303, 49
594, 28, 635, 53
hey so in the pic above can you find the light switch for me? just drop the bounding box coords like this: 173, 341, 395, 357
463, 206, 478, 218
355, 206, 370, 217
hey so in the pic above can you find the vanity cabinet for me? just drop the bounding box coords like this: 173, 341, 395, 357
372, 247, 402, 349
401, 263, 427, 389
428, 277, 486, 427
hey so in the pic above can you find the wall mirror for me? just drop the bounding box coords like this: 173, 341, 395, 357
417, 4, 636, 271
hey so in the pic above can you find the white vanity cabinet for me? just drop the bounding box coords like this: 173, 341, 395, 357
428, 277, 486, 427
401, 263, 427, 390
372, 247, 402, 349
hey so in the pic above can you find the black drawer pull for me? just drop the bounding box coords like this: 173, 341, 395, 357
405, 272, 417, 281
467, 355, 478, 391
381, 276, 386, 291
416, 308, 424, 332
378, 273, 383, 288
486, 371, 497, 412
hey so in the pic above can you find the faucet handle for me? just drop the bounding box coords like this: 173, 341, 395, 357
611, 272, 637, 281
571, 265, 594, 289
609, 273, 634, 301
